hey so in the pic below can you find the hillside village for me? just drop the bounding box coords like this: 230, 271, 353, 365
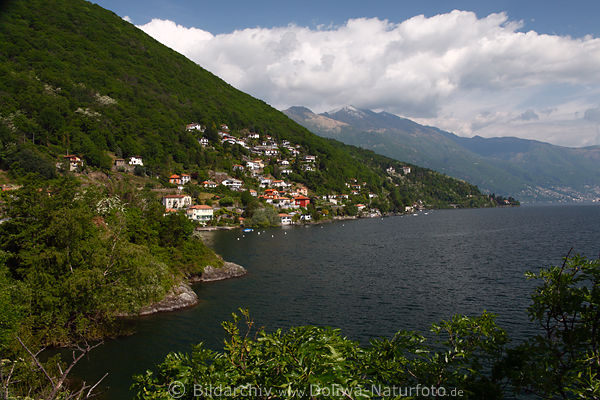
150, 122, 417, 227
22, 122, 419, 228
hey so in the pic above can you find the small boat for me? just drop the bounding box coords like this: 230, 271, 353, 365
243, 228, 254, 233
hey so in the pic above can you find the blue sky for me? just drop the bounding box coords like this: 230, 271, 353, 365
93, 0, 600, 38
92, 1, 600, 147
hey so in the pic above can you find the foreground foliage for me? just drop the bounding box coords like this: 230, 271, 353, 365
134, 254, 600, 399
133, 311, 506, 399
0, 177, 222, 398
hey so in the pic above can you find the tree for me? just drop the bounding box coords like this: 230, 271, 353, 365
500, 252, 600, 399
219, 197, 234, 207
246, 206, 279, 227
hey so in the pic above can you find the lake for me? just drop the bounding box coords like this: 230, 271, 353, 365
73, 205, 600, 398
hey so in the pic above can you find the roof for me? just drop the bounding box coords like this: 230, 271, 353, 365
169, 174, 180, 179
278, 213, 292, 217
294, 195, 310, 200
163, 194, 188, 199
188, 205, 213, 210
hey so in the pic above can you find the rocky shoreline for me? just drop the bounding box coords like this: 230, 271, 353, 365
190, 261, 248, 283
130, 261, 247, 316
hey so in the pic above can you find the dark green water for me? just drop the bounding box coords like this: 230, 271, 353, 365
73, 205, 600, 398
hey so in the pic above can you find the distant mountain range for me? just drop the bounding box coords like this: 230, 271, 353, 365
283, 106, 600, 203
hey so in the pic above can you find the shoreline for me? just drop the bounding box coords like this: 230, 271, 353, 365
128, 261, 247, 317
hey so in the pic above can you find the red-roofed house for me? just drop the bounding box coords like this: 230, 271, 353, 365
63, 155, 83, 171
169, 174, 181, 185
294, 195, 311, 208
273, 196, 291, 208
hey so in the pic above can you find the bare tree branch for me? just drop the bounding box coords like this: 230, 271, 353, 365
16, 336, 55, 387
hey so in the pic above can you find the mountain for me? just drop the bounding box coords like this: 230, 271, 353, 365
284, 106, 600, 203
0, 0, 496, 211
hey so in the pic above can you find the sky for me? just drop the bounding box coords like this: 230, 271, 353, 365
91, 0, 600, 147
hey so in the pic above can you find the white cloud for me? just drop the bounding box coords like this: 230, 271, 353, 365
122, 15, 132, 23
136, 11, 600, 147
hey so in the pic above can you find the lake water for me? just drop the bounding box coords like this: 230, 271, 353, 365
73, 205, 600, 399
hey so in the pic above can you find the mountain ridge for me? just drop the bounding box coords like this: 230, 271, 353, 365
284, 106, 600, 203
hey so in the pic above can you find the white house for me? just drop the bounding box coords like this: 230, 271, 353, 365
186, 123, 205, 132
203, 180, 217, 188
279, 213, 292, 225
402, 166, 412, 174
259, 178, 272, 188
162, 195, 192, 210
186, 205, 213, 222
128, 156, 143, 166
247, 133, 260, 139
281, 168, 293, 175
246, 161, 261, 170
199, 137, 209, 147
272, 180, 285, 188
304, 155, 316, 163
232, 164, 244, 171
181, 174, 191, 185
264, 148, 279, 157
279, 160, 290, 166
221, 179, 243, 190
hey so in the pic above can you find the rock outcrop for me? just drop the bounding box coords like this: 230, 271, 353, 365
191, 262, 247, 283
136, 283, 198, 316
126, 262, 246, 317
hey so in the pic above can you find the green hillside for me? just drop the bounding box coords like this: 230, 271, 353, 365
0, 0, 496, 210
